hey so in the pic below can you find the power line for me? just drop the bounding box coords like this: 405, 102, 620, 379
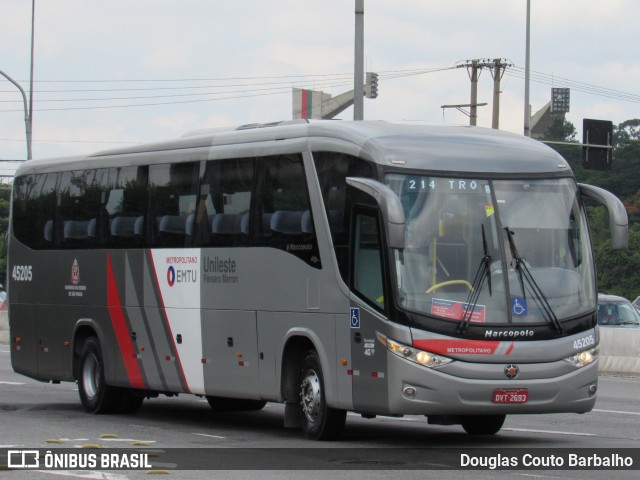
0, 67, 454, 113
507, 66, 640, 104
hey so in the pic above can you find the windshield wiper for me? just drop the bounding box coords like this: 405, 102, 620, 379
458, 225, 493, 335
504, 227, 564, 334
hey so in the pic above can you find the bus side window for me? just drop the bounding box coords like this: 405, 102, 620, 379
253, 154, 321, 268
313, 152, 375, 281
352, 209, 385, 311
106, 166, 148, 248
56, 172, 85, 249
12, 173, 58, 250
200, 157, 255, 247
148, 162, 200, 248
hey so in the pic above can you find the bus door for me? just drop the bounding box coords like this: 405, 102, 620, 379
349, 207, 390, 413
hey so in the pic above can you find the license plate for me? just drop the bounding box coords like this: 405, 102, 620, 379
493, 388, 528, 404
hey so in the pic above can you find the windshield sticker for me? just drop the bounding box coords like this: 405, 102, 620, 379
511, 297, 528, 316
432, 298, 486, 323
484, 204, 495, 217
412, 338, 508, 355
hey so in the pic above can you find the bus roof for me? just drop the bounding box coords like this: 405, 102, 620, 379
14, 120, 571, 177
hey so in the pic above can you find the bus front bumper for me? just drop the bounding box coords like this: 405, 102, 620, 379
386, 353, 598, 416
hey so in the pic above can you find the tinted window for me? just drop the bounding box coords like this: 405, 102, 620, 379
253, 154, 320, 268
12, 173, 58, 249
57, 169, 109, 249
353, 209, 385, 311
107, 166, 148, 248
200, 157, 255, 247
149, 162, 200, 247
313, 152, 375, 279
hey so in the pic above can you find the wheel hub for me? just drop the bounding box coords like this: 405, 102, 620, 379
82, 353, 99, 400
300, 370, 321, 423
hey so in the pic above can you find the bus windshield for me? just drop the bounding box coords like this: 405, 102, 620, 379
386, 174, 596, 326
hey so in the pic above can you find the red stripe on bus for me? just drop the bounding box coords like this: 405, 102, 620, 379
505, 342, 515, 355
412, 339, 501, 355
106, 254, 146, 389
148, 250, 191, 393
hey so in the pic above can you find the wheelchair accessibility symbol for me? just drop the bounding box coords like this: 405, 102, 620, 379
350, 307, 360, 328
511, 297, 528, 316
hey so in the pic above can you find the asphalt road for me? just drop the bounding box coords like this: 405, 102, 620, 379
0, 344, 639, 480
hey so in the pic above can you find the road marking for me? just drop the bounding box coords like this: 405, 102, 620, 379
0, 380, 25, 386
97, 438, 156, 444
128, 424, 161, 430
515, 475, 565, 479
193, 433, 226, 439
0, 348, 10, 354
594, 408, 640, 416
503, 427, 596, 437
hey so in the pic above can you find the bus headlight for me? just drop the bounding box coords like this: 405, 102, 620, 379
564, 347, 598, 368
376, 332, 452, 368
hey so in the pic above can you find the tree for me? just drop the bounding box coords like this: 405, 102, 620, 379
543, 118, 640, 298
543, 116, 578, 143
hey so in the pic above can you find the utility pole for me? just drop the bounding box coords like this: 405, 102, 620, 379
353, 0, 364, 120
524, 0, 531, 137
446, 59, 511, 127
490, 58, 510, 129
468, 60, 479, 126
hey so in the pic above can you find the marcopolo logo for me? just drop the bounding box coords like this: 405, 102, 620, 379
484, 329, 535, 339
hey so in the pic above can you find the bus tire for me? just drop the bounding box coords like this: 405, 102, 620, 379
77, 336, 122, 414
206, 396, 267, 411
461, 414, 505, 435
297, 350, 346, 440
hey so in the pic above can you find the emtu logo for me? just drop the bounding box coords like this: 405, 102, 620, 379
167, 266, 176, 287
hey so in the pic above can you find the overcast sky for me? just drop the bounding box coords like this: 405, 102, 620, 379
1, 0, 639, 176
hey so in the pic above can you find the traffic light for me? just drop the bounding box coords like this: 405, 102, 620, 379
582, 119, 613, 171
365, 72, 378, 99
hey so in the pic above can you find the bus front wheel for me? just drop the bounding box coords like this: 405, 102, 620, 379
78, 336, 122, 414
297, 350, 346, 440
461, 414, 505, 435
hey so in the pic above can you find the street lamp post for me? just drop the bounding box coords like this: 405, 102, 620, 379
523, 0, 531, 137
0, 70, 32, 160
354, 0, 364, 120
29, 0, 35, 153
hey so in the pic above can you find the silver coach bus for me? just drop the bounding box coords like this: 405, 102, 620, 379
8, 121, 628, 439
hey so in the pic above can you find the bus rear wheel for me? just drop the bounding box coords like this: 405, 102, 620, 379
78, 336, 123, 414
461, 415, 505, 435
297, 350, 346, 440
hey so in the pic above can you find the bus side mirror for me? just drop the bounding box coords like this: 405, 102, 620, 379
346, 177, 406, 249
579, 183, 628, 250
